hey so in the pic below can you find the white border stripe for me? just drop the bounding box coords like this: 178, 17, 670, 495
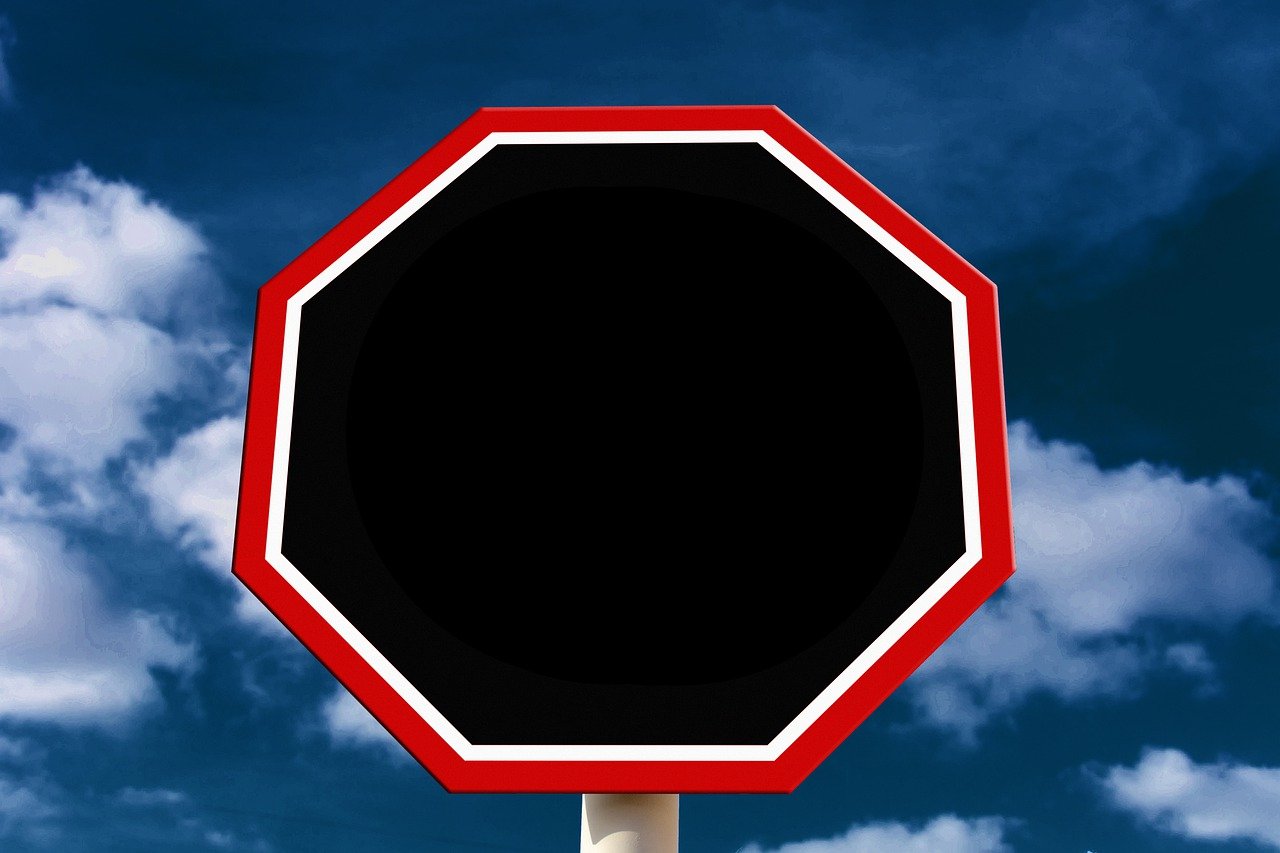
266, 130, 981, 762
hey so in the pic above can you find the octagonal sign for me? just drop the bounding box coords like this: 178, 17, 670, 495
234, 106, 1014, 793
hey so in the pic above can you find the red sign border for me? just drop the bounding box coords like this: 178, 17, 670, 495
233, 106, 1014, 793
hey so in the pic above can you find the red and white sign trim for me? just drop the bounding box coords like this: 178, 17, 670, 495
235, 107, 1013, 792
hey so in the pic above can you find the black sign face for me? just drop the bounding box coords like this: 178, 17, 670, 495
280, 142, 964, 745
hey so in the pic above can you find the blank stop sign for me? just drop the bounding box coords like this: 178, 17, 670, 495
236, 109, 1012, 792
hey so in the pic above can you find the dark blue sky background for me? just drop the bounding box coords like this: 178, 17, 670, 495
0, 1, 1278, 851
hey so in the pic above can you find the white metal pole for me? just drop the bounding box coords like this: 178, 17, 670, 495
580, 794, 679, 853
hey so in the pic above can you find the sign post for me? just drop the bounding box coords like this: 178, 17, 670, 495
234, 106, 1014, 827
581, 794, 679, 853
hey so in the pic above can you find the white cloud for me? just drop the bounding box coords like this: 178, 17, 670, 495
0, 166, 282, 723
0, 306, 184, 478
1100, 748, 1280, 849
0, 167, 261, 729
1006, 422, 1274, 630
909, 422, 1276, 742
0, 167, 227, 519
320, 689, 408, 760
137, 414, 285, 634
0, 166, 209, 322
738, 815, 1011, 853
140, 415, 243, 572
0, 522, 196, 727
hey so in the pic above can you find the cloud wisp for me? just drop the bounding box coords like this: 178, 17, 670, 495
111, 784, 271, 852
1099, 748, 1280, 849
737, 814, 1012, 853
319, 689, 409, 762
0, 773, 57, 845
909, 421, 1277, 742
787, 0, 1280, 264
0, 735, 58, 846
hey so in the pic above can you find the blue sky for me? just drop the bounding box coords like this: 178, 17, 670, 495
0, 1, 1278, 850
